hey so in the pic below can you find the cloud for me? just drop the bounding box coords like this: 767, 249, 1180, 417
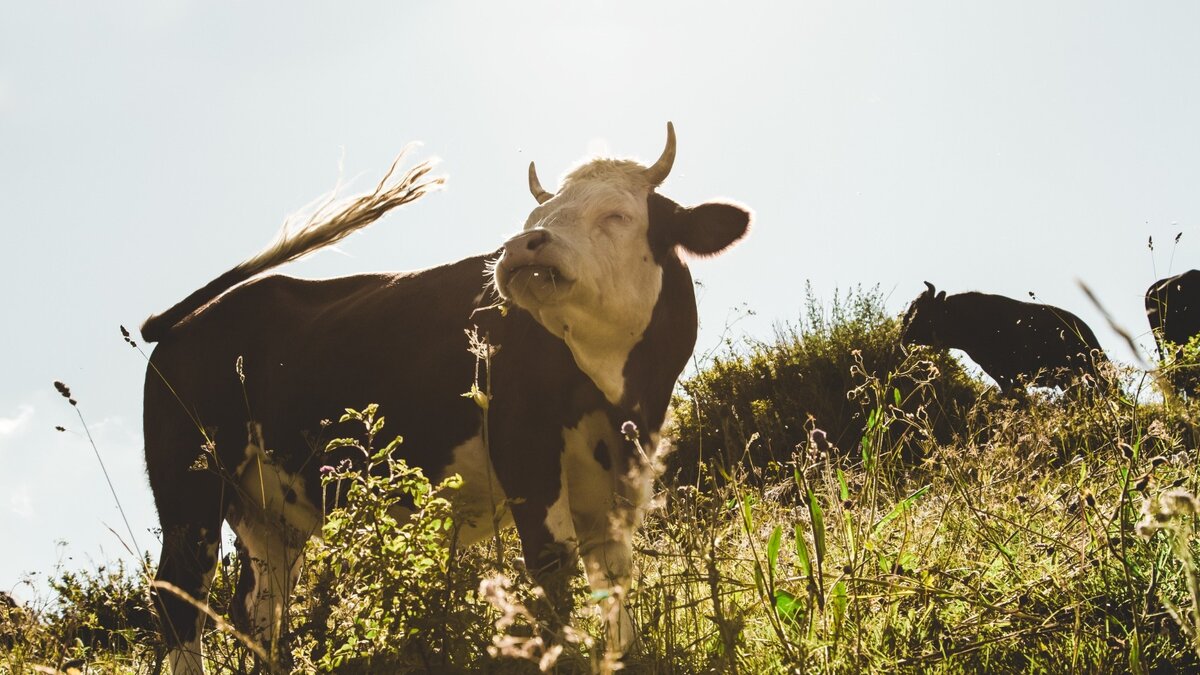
0, 405, 33, 436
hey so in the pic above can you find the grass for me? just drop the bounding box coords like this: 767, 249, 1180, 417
7, 288, 1200, 673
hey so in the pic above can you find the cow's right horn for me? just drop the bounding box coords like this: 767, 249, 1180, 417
528, 162, 553, 204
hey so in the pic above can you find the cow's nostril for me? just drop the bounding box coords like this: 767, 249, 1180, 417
526, 230, 549, 251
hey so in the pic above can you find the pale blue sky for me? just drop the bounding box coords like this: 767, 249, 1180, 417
3, 1, 1199, 595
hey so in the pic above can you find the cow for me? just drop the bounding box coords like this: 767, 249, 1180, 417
901, 282, 1109, 394
139, 124, 750, 673
1146, 269, 1200, 397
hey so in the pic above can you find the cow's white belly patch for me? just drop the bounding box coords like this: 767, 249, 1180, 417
435, 434, 513, 545
231, 433, 320, 538
561, 410, 621, 528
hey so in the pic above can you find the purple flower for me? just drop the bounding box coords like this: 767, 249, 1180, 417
811, 428, 830, 454
621, 420, 639, 441
319, 465, 334, 475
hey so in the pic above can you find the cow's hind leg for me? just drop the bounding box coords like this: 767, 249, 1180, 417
153, 515, 223, 675
228, 511, 307, 666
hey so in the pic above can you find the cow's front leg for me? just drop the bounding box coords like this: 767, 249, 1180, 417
572, 466, 652, 655
565, 412, 657, 655
508, 468, 579, 640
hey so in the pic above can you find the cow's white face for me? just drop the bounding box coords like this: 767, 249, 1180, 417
495, 161, 663, 402
494, 124, 750, 405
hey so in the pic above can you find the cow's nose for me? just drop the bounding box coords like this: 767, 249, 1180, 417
506, 228, 550, 254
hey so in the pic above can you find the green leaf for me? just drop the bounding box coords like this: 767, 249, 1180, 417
370, 415, 386, 438
830, 580, 848, 627
794, 523, 811, 577
872, 484, 930, 537
837, 468, 849, 502
767, 524, 782, 581
773, 588, 803, 623
741, 493, 754, 531
809, 491, 826, 562
893, 387, 902, 407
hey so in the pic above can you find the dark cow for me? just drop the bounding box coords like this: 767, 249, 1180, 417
140, 124, 750, 673
901, 282, 1108, 393
1146, 269, 1200, 396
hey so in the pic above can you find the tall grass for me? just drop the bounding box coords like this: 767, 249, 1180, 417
8, 290, 1200, 673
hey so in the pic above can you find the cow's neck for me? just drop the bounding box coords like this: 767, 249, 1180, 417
616, 257, 699, 434
560, 319, 644, 406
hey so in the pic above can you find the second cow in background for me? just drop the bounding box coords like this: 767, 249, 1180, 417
902, 282, 1109, 394
1146, 269, 1200, 397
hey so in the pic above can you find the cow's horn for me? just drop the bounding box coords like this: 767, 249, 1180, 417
924, 281, 936, 295
643, 122, 676, 187
528, 162, 553, 204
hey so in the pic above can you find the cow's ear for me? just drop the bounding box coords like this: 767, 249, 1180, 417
651, 194, 750, 256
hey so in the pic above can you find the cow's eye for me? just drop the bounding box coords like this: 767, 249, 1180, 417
604, 212, 629, 223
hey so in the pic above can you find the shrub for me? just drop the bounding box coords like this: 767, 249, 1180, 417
668, 284, 981, 484
287, 404, 480, 673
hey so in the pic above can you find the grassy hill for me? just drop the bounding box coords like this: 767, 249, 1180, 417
5, 288, 1200, 673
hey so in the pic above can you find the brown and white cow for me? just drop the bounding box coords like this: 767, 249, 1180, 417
140, 124, 749, 672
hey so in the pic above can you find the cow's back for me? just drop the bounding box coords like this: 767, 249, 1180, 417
947, 292, 1103, 385
144, 254, 497, 503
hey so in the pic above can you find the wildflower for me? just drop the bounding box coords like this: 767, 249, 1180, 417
1160, 488, 1200, 518
811, 428, 831, 456
319, 465, 335, 475
621, 420, 638, 441
1147, 419, 1169, 441
1136, 487, 1200, 538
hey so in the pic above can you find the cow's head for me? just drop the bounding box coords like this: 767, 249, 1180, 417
494, 123, 749, 403
901, 281, 949, 348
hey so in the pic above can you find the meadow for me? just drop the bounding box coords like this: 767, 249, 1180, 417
3, 286, 1199, 674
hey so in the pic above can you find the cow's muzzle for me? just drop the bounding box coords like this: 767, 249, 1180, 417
495, 229, 573, 304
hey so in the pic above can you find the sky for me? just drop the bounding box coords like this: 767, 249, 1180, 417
3, 1, 1200, 598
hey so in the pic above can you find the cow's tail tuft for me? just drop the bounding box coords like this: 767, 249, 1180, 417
140, 147, 444, 343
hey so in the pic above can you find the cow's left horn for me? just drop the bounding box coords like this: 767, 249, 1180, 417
643, 121, 676, 187
528, 162, 553, 204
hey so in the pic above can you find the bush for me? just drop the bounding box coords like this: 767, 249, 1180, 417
668, 284, 981, 485
0, 556, 160, 673
287, 404, 481, 672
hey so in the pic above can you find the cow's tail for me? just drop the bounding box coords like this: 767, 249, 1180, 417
140, 148, 444, 343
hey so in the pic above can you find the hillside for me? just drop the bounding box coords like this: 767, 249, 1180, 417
4, 288, 1200, 674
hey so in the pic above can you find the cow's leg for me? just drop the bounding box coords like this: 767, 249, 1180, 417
563, 411, 653, 654
574, 493, 644, 654
145, 423, 226, 675
151, 482, 224, 672
227, 508, 308, 665
224, 432, 319, 665
155, 522, 222, 675
508, 463, 579, 639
